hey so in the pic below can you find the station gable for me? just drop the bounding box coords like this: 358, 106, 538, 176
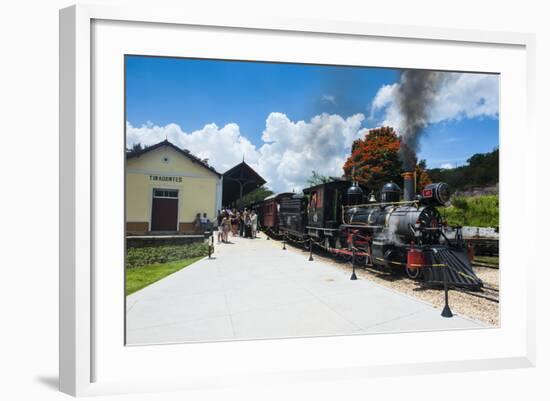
126, 140, 221, 178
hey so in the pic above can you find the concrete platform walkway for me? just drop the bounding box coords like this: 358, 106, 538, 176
126, 233, 486, 345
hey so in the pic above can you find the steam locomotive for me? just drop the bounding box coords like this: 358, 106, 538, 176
256, 173, 483, 290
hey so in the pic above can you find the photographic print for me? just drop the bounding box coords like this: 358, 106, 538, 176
124, 56, 499, 345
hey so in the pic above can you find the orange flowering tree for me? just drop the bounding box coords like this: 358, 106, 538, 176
343, 126, 431, 195
415, 159, 432, 191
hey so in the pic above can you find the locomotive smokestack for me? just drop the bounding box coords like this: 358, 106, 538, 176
402, 171, 416, 201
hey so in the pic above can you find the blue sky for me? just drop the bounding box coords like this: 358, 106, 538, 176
125, 55, 499, 191
126, 57, 398, 145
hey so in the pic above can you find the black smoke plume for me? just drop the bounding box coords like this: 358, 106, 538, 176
395, 70, 444, 171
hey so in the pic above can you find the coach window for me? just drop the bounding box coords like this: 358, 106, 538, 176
309, 191, 318, 210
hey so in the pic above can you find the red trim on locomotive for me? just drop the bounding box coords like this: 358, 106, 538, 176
407, 247, 426, 269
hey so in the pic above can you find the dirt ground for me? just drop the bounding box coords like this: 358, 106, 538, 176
280, 239, 500, 326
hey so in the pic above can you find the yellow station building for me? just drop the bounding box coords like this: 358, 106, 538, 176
126, 140, 222, 235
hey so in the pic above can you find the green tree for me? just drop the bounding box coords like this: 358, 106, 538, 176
306, 170, 333, 187
126, 142, 144, 156
239, 185, 274, 207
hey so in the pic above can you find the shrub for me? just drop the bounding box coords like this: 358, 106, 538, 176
438, 195, 499, 228
126, 242, 209, 269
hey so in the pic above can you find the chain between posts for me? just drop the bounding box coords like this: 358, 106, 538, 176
276, 231, 364, 263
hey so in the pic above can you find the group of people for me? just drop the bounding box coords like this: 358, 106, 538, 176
193, 212, 211, 233
217, 208, 258, 243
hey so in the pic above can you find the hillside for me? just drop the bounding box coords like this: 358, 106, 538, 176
427, 148, 499, 192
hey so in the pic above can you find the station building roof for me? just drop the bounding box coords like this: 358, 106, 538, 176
126, 140, 221, 177
222, 161, 266, 206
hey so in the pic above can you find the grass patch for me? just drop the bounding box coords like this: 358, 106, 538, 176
438, 195, 499, 228
126, 242, 209, 269
474, 255, 499, 266
125, 256, 204, 295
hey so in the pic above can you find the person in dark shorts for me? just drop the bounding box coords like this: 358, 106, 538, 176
231, 211, 239, 236
239, 209, 245, 237
244, 210, 252, 238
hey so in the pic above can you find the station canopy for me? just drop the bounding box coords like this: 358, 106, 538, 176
222, 161, 266, 207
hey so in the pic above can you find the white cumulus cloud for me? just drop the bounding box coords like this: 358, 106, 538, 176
127, 112, 367, 193
370, 72, 499, 134
257, 112, 366, 192
126, 121, 258, 173
370, 83, 398, 113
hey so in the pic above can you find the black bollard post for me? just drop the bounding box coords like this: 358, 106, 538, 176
208, 242, 212, 259
350, 235, 358, 280
350, 248, 358, 280
441, 263, 453, 318
282, 236, 286, 250
308, 238, 314, 261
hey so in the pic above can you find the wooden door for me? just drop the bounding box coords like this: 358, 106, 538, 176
151, 189, 178, 231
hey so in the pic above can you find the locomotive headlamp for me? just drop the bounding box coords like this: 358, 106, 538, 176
421, 182, 451, 206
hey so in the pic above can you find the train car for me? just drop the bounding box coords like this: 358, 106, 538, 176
303, 180, 358, 249
261, 192, 294, 233
279, 193, 309, 241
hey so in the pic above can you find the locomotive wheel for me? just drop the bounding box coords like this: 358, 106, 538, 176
338, 249, 352, 262
354, 255, 366, 265
405, 267, 423, 280
341, 254, 353, 262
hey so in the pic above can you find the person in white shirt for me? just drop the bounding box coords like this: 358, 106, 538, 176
250, 210, 258, 238
200, 213, 209, 233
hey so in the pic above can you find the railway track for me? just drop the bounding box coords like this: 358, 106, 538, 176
451, 285, 499, 303
472, 261, 499, 269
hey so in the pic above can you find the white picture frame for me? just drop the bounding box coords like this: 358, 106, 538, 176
59, 4, 536, 397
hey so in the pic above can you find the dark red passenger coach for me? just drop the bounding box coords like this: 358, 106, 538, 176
260, 192, 294, 232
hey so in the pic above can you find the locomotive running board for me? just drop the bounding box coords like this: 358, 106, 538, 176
422, 246, 484, 290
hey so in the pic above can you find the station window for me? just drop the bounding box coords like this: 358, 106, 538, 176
153, 189, 178, 198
